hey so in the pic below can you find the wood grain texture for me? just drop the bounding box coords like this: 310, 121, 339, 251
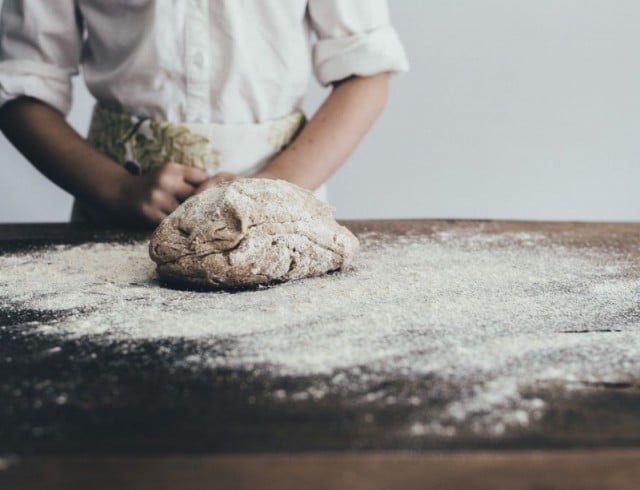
1, 222, 640, 488
2, 449, 640, 490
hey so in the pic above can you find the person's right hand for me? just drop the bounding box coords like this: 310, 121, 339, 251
107, 162, 208, 226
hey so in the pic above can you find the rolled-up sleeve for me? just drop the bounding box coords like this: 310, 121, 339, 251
0, 0, 83, 115
308, 0, 409, 86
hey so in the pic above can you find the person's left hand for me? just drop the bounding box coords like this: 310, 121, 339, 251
194, 171, 239, 194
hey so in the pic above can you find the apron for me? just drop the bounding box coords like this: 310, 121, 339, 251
72, 105, 327, 222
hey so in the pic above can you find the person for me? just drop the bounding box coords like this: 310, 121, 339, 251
0, 0, 409, 226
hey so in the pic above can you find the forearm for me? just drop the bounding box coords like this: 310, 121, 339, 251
257, 73, 391, 190
0, 97, 127, 208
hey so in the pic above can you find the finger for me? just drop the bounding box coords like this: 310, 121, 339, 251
181, 166, 209, 186
159, 195, 181, 215
174, 181, 197, 202
153, 168, 197, 202
150, 189, 181, 215
153, 166, 181, 191
194, 179, 217, 195
193, 172, 239, 195
141, 205, 169, 226
149, 209, 169, 225
215, 172, 238, 182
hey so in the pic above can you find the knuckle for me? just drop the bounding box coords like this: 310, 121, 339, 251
150, 188, 164, 204
155, 172, 173, 189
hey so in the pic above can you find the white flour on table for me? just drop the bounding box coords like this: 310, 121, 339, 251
1, 228, 639, 436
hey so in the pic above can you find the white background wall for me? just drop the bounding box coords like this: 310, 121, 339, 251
1, 1, 639, 222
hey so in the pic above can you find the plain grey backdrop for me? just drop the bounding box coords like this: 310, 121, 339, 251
1, 1, 638, 222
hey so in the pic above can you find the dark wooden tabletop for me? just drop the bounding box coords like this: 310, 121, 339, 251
1, 221, 640, 489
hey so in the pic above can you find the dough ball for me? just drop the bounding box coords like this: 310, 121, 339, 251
149, 178, 360, 289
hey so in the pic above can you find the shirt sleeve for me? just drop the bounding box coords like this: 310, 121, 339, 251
0, 0, 83, 115
308, 0, 409, 86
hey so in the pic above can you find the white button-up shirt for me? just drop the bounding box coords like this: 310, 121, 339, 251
0, 0, 409, 124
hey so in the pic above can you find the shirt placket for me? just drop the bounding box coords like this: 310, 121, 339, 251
185, 0, 211, 123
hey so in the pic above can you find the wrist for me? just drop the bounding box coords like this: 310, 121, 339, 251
253, 167, 280, 180
253, 157, 303, 184
96, 166, 132, 214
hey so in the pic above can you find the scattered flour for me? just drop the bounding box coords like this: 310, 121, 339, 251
1, 227, 640, 436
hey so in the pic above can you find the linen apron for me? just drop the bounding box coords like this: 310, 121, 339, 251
72, 105, 326, 222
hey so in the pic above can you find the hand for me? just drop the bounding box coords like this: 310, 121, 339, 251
107, 162, 208, 226
194, 171, 239, 194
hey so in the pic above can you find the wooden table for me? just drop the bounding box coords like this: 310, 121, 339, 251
1, 221, 639, 489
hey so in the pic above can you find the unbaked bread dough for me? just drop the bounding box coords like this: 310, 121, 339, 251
149, 178, 360, 289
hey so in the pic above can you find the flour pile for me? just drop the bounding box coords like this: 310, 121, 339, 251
1, 227, 639, 436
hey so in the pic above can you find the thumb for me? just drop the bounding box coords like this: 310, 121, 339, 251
181, 165, 209, 186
